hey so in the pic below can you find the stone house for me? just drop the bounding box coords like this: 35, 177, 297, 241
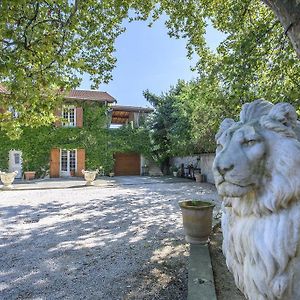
0, 85, 153, 178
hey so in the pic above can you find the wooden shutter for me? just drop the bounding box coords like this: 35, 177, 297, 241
54, 109, 61, 127
76, 107, 83, 128
50, 148, 60, 177
76, 148, 85, 176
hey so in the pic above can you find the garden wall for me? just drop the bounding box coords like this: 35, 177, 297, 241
170, 153, 215, 184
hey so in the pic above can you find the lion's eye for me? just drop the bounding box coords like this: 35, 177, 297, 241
243, 140, 257, 146
216, 143, 223, 151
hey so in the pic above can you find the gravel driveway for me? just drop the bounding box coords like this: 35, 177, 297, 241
0, 177, 218, 300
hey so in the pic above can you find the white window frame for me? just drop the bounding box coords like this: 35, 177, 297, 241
61, 105, 76, 127
8, 106, 20, 118
60, 149, 77, 177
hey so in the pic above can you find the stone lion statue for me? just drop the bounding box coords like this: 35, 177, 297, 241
213, 99, 300, 300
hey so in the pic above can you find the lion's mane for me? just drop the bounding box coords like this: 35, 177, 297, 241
214, 100, 300, 300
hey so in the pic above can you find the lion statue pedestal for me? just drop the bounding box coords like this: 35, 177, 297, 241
213, 99, 300, 300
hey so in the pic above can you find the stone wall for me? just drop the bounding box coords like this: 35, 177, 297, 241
170, 153, 215, 184
140, 156, 163, 176
200, 154, 215, 184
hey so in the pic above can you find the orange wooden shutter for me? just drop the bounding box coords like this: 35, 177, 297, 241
76, 148, 85, 176
76, 107, 83, 128
54, 109, 61, 127
50, 148, 60, 177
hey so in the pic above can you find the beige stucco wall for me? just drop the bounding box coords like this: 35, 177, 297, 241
200, 153, 215, 184
140, 155, 163, 176
170, 153, 215, 184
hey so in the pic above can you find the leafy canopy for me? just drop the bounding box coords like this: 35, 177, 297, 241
1, 0, 299, 138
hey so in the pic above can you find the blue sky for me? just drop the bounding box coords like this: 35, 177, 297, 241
80, 17, 225, 107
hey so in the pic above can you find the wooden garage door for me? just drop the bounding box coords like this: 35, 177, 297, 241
114, 153, 140, 176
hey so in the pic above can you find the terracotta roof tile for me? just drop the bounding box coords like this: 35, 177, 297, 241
112, 105, 153, 113
66, 89, 116, 103
0, 84, 9, 94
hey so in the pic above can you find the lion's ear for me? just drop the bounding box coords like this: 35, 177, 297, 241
215, 118, 235, 140
240, 99, 273, 123
268, 103, 297, 128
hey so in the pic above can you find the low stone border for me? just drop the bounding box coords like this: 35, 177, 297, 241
188, 244, 217, 300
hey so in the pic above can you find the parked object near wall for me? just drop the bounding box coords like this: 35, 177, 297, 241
213, 99, 300, 300
170, 165, 178, 177
24, 171, 36, 180
179, 200, 215, 244
0, 171, 18, 189
82, 169, 98, 186
194, 172, 205, 183
170, 154, 215, 184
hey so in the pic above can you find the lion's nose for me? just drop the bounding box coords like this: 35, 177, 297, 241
217, 163, 234, 175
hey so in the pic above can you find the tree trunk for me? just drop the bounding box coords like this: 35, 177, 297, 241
262, 0, 300, 58
161, 158, 170, 175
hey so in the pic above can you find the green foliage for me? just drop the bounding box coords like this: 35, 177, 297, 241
0, 0, 126, 134
1, 0, 300, 140
144, 79, 232, 159
0, 103, 151, 176
144, 81, 194, 172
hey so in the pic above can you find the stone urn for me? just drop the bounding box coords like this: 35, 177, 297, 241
179, 200, 215, 244
82, 169, 98, 186
0, 171, 18, 189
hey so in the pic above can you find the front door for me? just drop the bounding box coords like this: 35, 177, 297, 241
60, 149, 77, 177
8, 150, 22, 178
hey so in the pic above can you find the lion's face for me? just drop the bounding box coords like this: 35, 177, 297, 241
213, 100, 300, 214
213, 123, 266, 197
216, 100, 300, 300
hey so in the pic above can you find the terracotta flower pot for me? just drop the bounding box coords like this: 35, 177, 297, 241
179, 200, 215, 244
24, 171, 36, 180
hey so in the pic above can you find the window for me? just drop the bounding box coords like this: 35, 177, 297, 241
69, 150, 76, 172
8, 106, 19, 118
14, 153, 20, 164
60, 149, 77, 176
62, 106, 76, 127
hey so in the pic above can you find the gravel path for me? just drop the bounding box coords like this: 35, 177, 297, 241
0, 179, 218, 300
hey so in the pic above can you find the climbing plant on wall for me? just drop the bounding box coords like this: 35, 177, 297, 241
0, 102, 151, 177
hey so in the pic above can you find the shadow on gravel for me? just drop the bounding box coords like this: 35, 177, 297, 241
0, 183, 218, 299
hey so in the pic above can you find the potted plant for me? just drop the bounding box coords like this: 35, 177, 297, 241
0, 170, 18, 189
170, 166, 178, 177
98, 166, 104, 176
194, 171, 202, 183
24, 171, 36, 180
179, 200, 215, 244
23, 160, 36, 180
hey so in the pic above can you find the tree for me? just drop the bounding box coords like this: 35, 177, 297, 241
262, 0, 300, 58
0, 0, 150, 136
1, 0, 300, 138
144, 81, 193, 173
